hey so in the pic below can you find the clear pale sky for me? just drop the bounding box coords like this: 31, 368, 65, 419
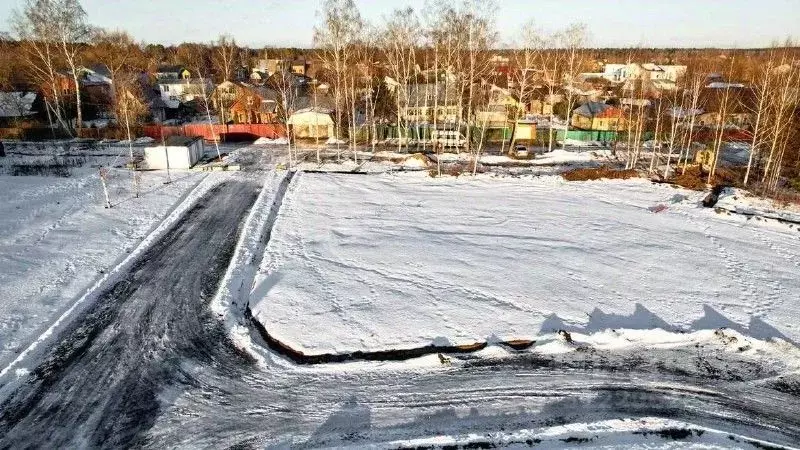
1, 0, 798, 48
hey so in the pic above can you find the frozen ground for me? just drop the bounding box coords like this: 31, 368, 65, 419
289, 147, 617, 173
717, 186, 800, 223
2, 144, 800, 447
251, 173, 800, 355
0, 168, 204, 368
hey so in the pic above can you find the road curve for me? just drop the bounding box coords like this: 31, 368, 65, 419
0, 178, 261, 448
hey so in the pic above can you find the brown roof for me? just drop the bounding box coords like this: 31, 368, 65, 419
698, 87, 757, 114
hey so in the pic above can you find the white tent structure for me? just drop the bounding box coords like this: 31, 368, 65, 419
144, 136, 205, 170
288, 108, 334, 139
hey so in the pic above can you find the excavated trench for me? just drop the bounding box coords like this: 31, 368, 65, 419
245, 311, 540, 365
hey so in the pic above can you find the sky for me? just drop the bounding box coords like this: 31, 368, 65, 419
1, 0, 798, 48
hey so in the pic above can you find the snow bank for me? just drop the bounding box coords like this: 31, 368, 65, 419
0, 170, 233, 379
253, 137, 289, 145
400, 153, 430, 169
380, 416, 786, 449
716, 187, 800, 224
210, 170, 287, 365
250, 173, 800, 355
432, 149, 612, 167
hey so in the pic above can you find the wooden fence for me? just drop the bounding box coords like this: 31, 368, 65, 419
142, 123, 287, 142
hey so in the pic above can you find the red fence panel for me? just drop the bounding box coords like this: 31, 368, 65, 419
142, 123, 287, 142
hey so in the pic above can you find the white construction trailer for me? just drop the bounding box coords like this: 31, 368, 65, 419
144, 136, 205, 170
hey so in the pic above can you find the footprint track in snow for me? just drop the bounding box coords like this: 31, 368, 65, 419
681, 210, 775, 318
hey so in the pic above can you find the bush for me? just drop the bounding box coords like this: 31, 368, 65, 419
562, 166, 639, 181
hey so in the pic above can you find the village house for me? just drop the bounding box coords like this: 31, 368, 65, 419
601, 63, 686, 83
249, 69, 268, 85
399, 82, 462, 124
156, 78, 213, 109
254, 57, 309, 77
155, 65, 191, 81
592, 63, 687, 94
229, 84, 279, 124
528, 89, 564, 116
488, 54, 511, 76
696, 87, 756, 128
37, 65, 115, 125
79, 64, 114, 121
476, 84, 523, 142
570, 101, 626, 131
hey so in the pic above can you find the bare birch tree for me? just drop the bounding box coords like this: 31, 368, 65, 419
213, 34, 240, 124
380, 7, 420, 153
14, 0, 92, 130
11, 0, 83, 133
178, 45, 222, 160
707, 54, 737, 183
743, 53, 775, 186
557, 23, 588, 150
509, 21, 544, 151
271, 66, 299, 168
760, 56, 798, 192
314, 0, 363, 160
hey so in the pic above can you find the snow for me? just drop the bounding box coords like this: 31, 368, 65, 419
716, 187, 800, 223
380, 416, 783, 449
253, 137, 289, 145
325, 137, 347, 145
210, 170, 287, 366
250, 173, 800, 355
0, 168, 208, 370
432, 149, 613, 167
559, 138, 608, 148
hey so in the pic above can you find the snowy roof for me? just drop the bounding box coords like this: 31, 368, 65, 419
157, 65, 186, 74
668, 107, 703, 119
292, 95, 336, 113
641, 63, 664, 72
158, 78, 208, 86
404, 82, 461, 107
87, 64, 112, 78
0, 91, 37, 118
707, 82, 747, 89
572, 101, 611, 117
288, 109, 334, 125
651, 79, 677, 90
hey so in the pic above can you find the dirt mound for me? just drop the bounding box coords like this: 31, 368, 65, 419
671, 165, 741, 191
562, 166, 639, 182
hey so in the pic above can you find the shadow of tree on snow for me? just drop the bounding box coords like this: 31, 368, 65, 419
538, 303, 796, 347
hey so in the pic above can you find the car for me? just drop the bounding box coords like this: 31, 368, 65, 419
510, 144, 529, 159
432, 130, 467, 150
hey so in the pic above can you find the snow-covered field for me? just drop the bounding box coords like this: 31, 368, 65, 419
250, 172, 800, 355
0, 168, 204, 368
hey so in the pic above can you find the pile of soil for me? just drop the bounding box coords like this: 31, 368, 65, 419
562, 166, 639, 182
